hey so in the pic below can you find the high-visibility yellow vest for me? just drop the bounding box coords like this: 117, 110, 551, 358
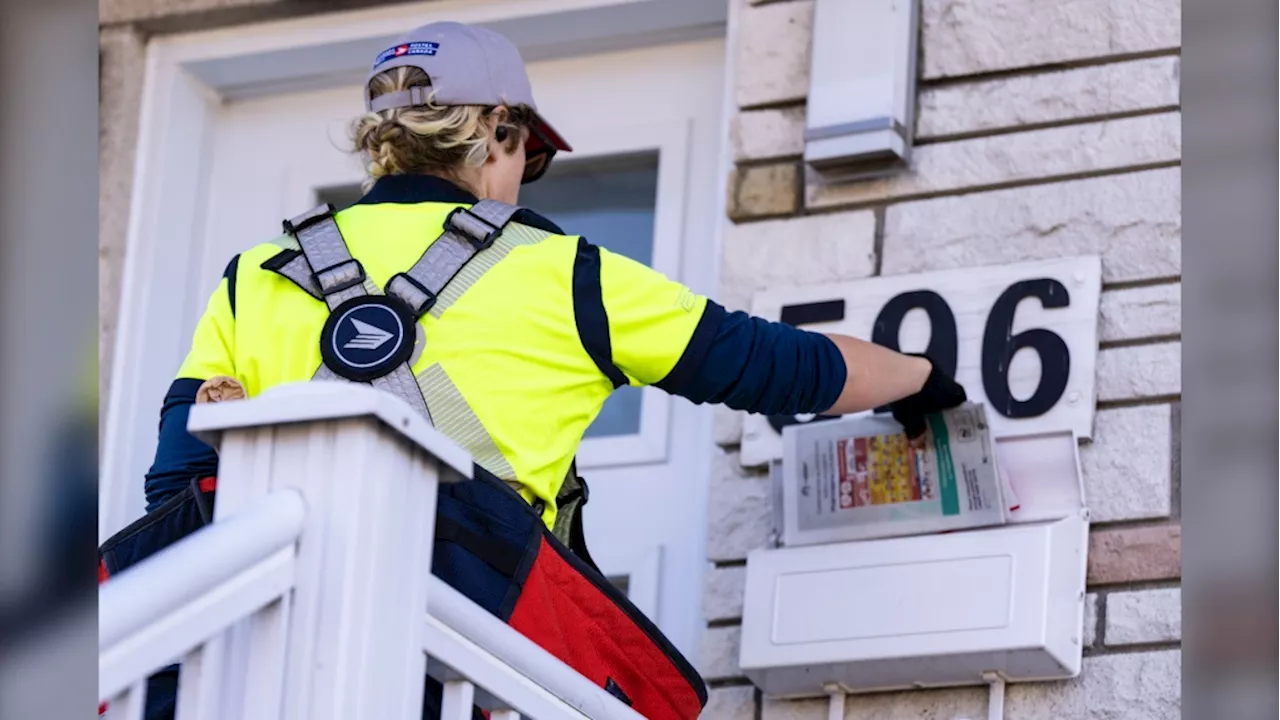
176, 193, 711, 528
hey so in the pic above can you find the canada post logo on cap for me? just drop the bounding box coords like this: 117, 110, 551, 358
373, 41, 440, 69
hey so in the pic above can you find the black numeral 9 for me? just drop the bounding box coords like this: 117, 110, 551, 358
869, 290, 958, 414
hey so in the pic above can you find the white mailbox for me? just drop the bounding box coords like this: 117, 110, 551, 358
739, 430, 1089, 698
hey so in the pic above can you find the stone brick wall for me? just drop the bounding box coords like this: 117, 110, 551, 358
705, 0, 1181, 717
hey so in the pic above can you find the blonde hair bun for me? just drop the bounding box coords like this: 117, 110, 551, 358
352, 66, 528, 190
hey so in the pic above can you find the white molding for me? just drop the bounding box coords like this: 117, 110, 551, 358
165, 0, 727, 100
593, 545, 663, 620
188, 382, 475, 477
101, 49, 223, 541
102, 0, 727, 541
100, 517, 300, 698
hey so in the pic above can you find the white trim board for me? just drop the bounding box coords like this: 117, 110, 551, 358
592, 545, 663, 621
176, 0, 727, 101
102, 0, 729, 541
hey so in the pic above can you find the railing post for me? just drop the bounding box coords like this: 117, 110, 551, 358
188, 382, 472, 720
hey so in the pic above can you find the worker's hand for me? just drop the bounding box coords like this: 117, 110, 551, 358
889, 355, 967, 440
196, 375, 246, 404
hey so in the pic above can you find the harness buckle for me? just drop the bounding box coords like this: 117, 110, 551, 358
313, 258, 366, 295
386, 272, 438, 316
445, 207, 501, 250
281, 203, 337, 236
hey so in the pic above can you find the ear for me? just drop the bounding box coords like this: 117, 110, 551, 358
487, 105, 511, 132
485, 106, 521, 162
481, 107, 504, 166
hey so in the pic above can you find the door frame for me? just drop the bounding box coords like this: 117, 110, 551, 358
103, 0, 735, 546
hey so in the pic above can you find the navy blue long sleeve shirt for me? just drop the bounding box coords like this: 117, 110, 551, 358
144, 177, 846, 510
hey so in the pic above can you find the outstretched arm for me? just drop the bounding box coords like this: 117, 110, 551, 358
820, 334, 931, 414
589, 246, 966, 434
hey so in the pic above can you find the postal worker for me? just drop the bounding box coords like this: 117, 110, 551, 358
110, 20, 967, 720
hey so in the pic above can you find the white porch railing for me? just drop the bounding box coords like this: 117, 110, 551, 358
99, 383, 645, 720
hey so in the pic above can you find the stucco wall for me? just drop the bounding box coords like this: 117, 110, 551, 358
98, 24, 145, 418
702, 0, 1182, 717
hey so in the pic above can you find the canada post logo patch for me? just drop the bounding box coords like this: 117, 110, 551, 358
320, 296, 417, 382
373, 41, 440, 69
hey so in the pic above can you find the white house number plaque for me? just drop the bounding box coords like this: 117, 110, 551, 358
739, 256, 1102, 467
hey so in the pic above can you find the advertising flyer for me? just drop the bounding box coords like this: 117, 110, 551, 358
780, 403, 1007, 546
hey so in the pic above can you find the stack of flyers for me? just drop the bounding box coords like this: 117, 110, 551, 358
779, 403, 1009, 546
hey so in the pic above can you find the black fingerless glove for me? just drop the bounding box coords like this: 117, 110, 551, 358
889, 354, 968, 439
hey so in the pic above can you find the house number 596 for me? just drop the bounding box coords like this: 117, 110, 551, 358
767, 278, 1072, 435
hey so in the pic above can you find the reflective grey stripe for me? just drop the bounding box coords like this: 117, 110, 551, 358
285, 205, 431, 419
384, 231, 475, 313
313, 361, 432, 419
466, 199, 523, 230
313, 363, 341, 382
373, 365, 431, 419
287, 204, 332, 228
272, 202, 553, 451
425, 222, 552, 318
417, 363, 516, 481
288, 206, 367, 310
275, 253, 323, 299
385, 200, 522, 317
447, 207, 499, 240
273, 205, 551, 314
314, 361, 427, 420
270, 233, 300, 251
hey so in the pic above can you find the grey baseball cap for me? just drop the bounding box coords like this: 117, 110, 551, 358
365, 21, 572, 155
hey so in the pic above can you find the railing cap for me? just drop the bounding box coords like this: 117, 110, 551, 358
187, 382, 473, 477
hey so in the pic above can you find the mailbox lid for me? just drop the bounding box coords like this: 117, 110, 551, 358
997, 429, 1088, 525
739, 515, 1088, 696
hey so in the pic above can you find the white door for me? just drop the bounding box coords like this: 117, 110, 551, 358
173, 38, 724, 656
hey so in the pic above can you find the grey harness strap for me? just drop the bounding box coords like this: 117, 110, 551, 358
384, 200, 521, 316
280, 201, 595, 556
279, 200, 522, 423
287, 204, 370, 308
284, 205, 429, 418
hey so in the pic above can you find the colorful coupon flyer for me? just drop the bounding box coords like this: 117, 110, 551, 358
780, 403, 1006, 545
